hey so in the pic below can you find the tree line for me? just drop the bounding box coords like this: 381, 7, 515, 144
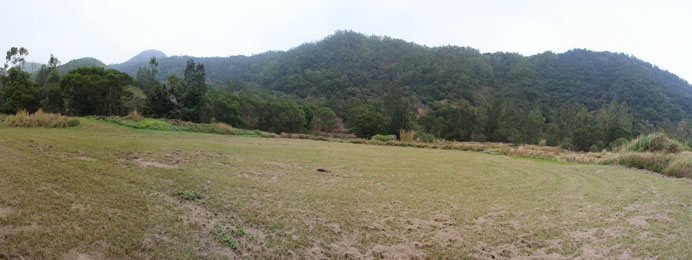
0, 45, 683, 151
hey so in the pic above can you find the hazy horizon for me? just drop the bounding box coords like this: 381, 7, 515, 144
2, 0, 691, 82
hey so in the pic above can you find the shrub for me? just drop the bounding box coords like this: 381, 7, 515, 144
627, 132, 684, 153
607, 153, 673, 173
609, 137, 629, 151
560, 138, 572, 150
371, 134, 396, 142
137, 118, 173, 130
589, 144, 600, 153
8, 109, 80, 128
177, 191, 202, 202
353, 112, 386, 139
415, 131, 436, 143
664, 156, 692, 178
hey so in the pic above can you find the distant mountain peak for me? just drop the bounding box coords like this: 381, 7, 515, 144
122, 49, 168, 65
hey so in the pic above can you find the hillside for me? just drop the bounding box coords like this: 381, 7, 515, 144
56, 57, 106, 75
108, 49, 167, 73
2, 119, 692, 258
19, 62, 44, 74
107, 31, 692, 129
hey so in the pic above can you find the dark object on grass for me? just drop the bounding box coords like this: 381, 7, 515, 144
316, 168, 330, 173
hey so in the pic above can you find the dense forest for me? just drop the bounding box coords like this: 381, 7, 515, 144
3, 31, 692, 151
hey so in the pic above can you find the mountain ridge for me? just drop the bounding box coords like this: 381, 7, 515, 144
96, 31, 692, 126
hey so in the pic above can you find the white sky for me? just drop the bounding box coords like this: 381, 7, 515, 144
2, 0, 691, 82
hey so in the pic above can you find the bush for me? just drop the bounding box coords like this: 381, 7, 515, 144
415, 131, 436, 143
627, 132, 684, 153
137, 118, 173, 130
589, 144, 600, 153
609, 153, 673, 173
353, 112, 386, 139
371, 134, 396, 142
8, 109, 80, 128
664, 157, 692, 178
609, 137, 629, 151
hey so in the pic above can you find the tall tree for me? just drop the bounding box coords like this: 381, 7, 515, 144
180, 59, 208, 122
381, 82, 414, 136
1, 68, 41, 113
2, 47, 29, 109
4, 47, 29, 71
60, 67, 132, 116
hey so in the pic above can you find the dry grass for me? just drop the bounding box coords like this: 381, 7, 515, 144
2, 120, 692, 259
211, 122, 234, 135
399, 129, 415, 142
664, 154, 692, 178
128, 109, 143, 122
6, 109, 80, 128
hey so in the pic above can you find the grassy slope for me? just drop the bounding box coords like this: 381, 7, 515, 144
1, 120, 692, 259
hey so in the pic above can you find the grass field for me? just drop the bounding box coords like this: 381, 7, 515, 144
2, 119, 692, 259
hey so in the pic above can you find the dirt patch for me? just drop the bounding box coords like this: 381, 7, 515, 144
325, 223, 341, 234
265, 161, 303, 169
329, 241, 363, 259
568, 228, 602, 241
627, 216, 651, 229
0, 206, 13, 218
74, 156, 97, 161
526, 239, 568, 260
304, 244, 328, 259
0, 223, 40, 244
368, 244, 426, 259
155, 193, 266, 258
60, 246, 106, 260
577, 245, 606, 259
136, 159, 178, 169
70, 203, 87, 211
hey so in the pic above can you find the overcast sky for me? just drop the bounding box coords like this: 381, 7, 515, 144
2, 0, 691, 81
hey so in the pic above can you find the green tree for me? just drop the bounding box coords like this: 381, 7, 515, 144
1, 68, 41, 113
381, 83, 414, 136
353, 111, 386, 139
60, 67, 133, 116
180, 59, 208, 122
121, 85, 147, 114
4, 47, 29, 71
259, 101, 306, 133
209, 92, 244, 127
312, 107, 338, 132
572, 126, 604, 152
37, 55, 62, 113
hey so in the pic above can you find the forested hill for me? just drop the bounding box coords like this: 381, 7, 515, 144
107, 31, 692, 128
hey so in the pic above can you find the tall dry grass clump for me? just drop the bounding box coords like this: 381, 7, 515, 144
400, 129, 415, 142
8, 109, 80, 128
128, 109, 143, 122
212, 122, 234, 135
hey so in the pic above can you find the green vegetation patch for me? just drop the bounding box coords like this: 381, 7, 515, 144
101, 116, 278, 138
